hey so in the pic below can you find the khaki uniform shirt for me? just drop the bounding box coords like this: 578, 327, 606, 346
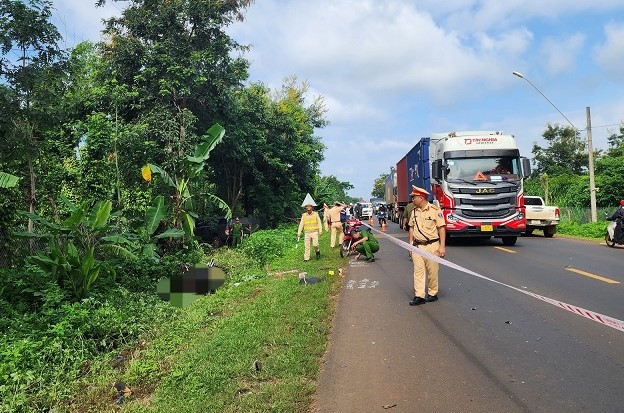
328, 206, 343, 224
408, 203, 445, 242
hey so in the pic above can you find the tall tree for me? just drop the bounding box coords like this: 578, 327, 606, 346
0, 0, 67, 229
212, 77, 327, 225
531, 123, 587, 176
371, 173, 388, 198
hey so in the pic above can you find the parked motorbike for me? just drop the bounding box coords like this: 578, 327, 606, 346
340, 217, 363, 258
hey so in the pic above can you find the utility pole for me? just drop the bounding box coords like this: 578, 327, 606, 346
586, 107, 597, 222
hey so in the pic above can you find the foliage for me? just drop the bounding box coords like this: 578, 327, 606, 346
524, 155, 624, 209
0, 284, 176, 412
59, 224, 342, 413
0, 171, 20, 188
143, 123, 231, 240
212, 79, 328, 226
312, 175, 353, 209
371, 173, 389, 198
557, 221, 608, 238
531, 124, 587, 176
238, 225, 298, 266
606, 123, 624, 157
15, 199, 130, 299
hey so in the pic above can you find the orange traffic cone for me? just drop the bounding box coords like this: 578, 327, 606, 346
369, 216, 374, 226
381, 221, 387, 232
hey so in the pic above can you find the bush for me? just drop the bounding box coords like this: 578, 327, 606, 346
239, 225, 297, 266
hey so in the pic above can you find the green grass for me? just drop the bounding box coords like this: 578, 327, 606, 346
63, 227, 345, 412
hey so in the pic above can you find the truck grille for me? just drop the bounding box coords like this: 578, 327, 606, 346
449, 185, 518, 219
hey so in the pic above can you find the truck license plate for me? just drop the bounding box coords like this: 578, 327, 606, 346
481, 224, 493, 232
530, 220, 541, 225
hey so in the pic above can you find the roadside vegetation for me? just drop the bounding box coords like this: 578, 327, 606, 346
2, 1, 624, 412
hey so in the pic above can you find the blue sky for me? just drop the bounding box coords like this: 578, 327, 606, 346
53, 1, 624, 199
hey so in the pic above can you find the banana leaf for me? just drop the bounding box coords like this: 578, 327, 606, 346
0, 171, 20, 188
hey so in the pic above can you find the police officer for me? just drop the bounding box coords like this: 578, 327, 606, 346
297, 194, 323, 261
328, 201, 346, 249
231, 217, 244, 247
350, 227, 379, 263
407, 186, 446, 306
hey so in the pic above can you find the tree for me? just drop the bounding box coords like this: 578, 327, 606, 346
312, 175, 353, 208
212, 78, 327, 224
606, 123, 624, 157
531, 124, 587, 176
371, 173, 388, 198
0, 0, 68, 231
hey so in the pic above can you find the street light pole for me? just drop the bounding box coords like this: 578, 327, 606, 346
512, 71, 597, 222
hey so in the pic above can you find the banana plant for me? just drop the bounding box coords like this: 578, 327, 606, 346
16, 198, 127, 299
0, 171, 20, 188
105, 195, 186, 260
142, 123, 232, 240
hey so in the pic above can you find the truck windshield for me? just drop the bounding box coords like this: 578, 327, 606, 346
445, 156, 521, 182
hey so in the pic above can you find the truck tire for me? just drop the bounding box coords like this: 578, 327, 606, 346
502, 236, 517, 246
544, 225, 557, 238
524, 228, 534, 235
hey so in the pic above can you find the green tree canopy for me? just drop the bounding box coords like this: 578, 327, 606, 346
531, 124, 587, 176
371, 173, 388, 198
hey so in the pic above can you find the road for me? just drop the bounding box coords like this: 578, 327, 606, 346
313, 221, 624, 413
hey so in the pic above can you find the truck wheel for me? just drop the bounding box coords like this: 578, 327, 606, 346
524, 229, 534, 236
502, 236, 517, 246
544, 225, 557, 238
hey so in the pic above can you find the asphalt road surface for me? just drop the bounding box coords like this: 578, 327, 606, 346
313, 221, 624, 413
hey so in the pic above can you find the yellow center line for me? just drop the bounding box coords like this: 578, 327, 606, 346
566, 267, 620, 284
494, 246, 516, 254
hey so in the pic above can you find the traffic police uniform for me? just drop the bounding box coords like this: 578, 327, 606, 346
297, 194, 323, 261
408, 186, 445, 304
328, 201, 345, 248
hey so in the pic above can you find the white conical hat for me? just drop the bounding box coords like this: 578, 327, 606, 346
301, 193, 317, 207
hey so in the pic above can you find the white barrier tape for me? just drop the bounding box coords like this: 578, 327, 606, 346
363, 224, 624, 333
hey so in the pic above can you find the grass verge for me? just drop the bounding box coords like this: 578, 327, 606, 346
65, 227, 345, 412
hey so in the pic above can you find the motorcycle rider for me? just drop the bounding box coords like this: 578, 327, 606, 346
607, 199, 624, 244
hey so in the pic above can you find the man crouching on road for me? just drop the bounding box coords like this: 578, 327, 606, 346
407, 186, 446, 306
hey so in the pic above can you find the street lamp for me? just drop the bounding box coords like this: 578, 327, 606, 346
512, 71, 597, 223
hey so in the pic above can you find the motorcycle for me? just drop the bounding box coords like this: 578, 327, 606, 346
605, 220, 624, 247
340, 217, 363, 258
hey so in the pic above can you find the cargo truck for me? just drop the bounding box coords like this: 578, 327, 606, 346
394, 131, 531, 245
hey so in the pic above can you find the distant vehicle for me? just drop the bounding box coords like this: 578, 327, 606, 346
358, 202, 373, 220
369, 197, 384, 211
524, 196, 559, 237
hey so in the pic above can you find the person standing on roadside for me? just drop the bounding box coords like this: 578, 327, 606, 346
297, 193, 323, 261
231, 217, 244, 247
328, 201, 346, 249
408, 186, 446, 306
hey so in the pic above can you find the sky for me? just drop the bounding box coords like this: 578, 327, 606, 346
51, 1, 624, 199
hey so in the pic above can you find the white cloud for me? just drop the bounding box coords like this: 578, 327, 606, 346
594, 23, 624, 80
540, 33, 585, 76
